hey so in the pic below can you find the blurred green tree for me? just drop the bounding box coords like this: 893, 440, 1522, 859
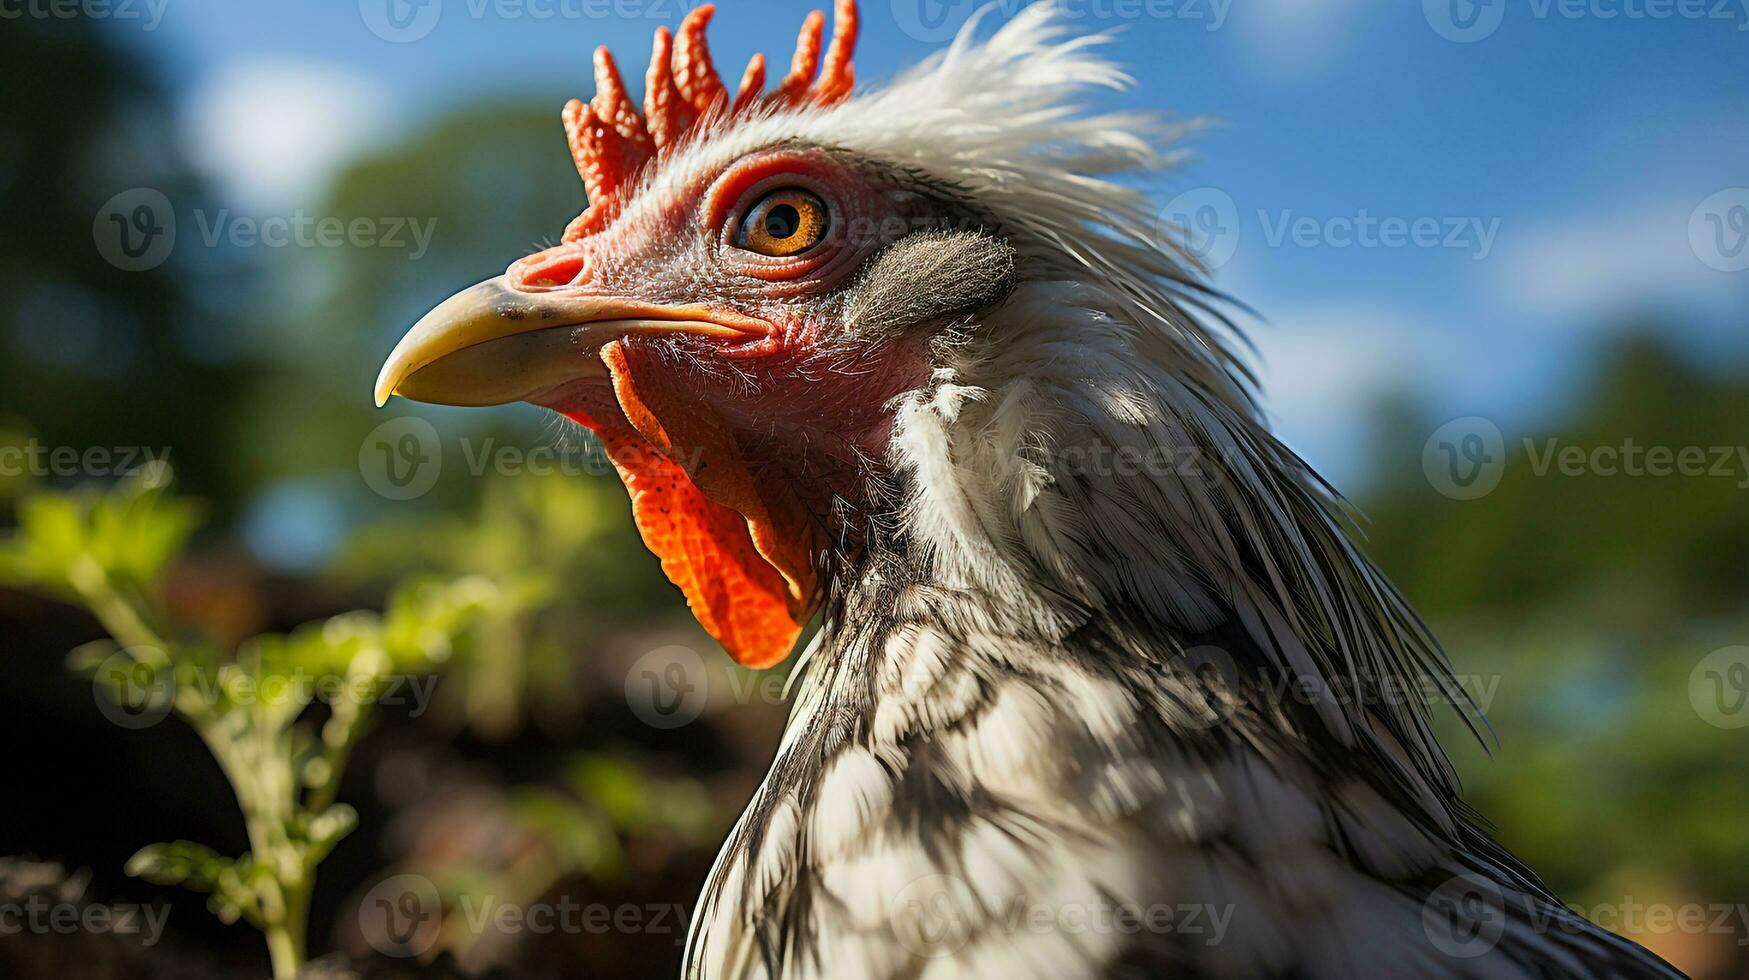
0, 17, 261, 512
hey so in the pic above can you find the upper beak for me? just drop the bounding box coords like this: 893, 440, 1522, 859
374, 276, 766, 408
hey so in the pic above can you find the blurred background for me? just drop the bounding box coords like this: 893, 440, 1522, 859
0, 1, 1744, 978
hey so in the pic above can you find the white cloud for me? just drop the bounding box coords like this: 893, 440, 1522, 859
1496, 199, 1741, 326
1241, 304, 1457, 481
179, 60, 394, 212
1233, 0, 1371, 77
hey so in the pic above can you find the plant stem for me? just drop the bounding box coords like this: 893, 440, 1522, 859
264, 915, 304, 980
67, 554, 167, 654
71, 553, 313, 979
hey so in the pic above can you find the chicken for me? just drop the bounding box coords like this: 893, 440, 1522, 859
372, 3, 1686, 977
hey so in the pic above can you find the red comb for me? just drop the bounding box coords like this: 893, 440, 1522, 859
560, 0, 859, 241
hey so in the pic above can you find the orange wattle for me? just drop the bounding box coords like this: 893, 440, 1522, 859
564, 341, 817, 668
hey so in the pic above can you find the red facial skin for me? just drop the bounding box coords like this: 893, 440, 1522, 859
519, 146, 937, 532
510, 148, 895, 307
511, 149, 937, 666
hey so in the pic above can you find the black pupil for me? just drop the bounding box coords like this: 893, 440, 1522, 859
764, 203, 801, 240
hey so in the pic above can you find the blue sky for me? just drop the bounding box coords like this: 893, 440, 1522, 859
105, 0, 1746, 482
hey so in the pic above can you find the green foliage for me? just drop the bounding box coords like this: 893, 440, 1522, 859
1359, 336, 1749, 914
1361, 337, 1749, 618
334, 468, 674, 738
425, 750, 718, 959
234, 101, 584, 502
0, 475, 503, 979
0, 463, 195, 606
0, 16, 262, 513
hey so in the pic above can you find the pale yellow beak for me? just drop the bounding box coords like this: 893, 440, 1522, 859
374, 276, 766, 408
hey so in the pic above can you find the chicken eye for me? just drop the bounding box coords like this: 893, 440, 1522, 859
735, 188, 830, 257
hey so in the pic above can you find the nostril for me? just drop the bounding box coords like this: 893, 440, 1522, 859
514, 250, 587, 289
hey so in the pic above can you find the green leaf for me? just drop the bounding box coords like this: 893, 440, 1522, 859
92, 476, 201, 591
3, 492, 88, 592
303, 804, 359, 862
127, 840, 235, 892
570, 755, 650, 829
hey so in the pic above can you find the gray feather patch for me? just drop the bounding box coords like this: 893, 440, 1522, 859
847, 230, 1017, 336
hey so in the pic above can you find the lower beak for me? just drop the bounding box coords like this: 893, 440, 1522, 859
373, 276, 765, 408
